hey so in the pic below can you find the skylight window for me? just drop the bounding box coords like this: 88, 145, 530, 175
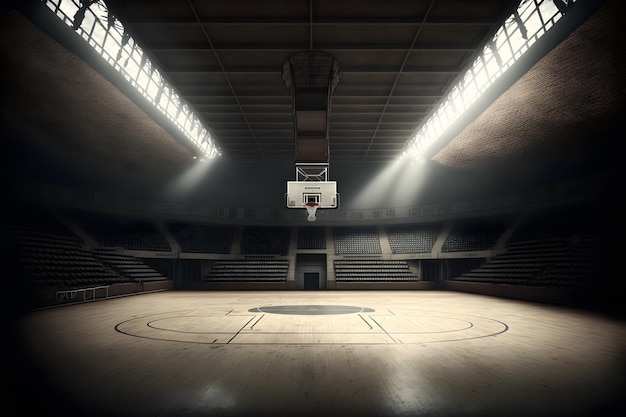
402, 0, 575, 162
42, 0, 221, 160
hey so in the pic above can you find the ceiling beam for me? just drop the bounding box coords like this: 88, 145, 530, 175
122, 17, 501, 26
152, 44, 477, 52
163, 66, 464, 74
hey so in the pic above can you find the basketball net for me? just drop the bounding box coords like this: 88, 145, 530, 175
304, 203, 319, 222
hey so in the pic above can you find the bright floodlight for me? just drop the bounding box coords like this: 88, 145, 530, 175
44, 0, 220, 160
402, 0, 573, 162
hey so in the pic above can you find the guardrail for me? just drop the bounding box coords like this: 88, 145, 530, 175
55, 286, 109, 303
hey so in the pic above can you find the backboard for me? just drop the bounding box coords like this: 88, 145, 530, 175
286, 181, 339, 209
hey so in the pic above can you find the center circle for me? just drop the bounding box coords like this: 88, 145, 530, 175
249, 305, 375, 315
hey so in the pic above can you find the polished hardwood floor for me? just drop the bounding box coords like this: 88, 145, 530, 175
5, 290, 626, 417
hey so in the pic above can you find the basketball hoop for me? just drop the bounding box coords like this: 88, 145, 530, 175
304, 202, 319, 222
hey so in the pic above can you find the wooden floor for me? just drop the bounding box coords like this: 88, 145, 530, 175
6, 290, 626, 417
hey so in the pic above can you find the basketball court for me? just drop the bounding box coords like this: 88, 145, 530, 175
9, 290, 626, 417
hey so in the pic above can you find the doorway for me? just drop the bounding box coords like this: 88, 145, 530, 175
303, 272, 320, 290
295, 254, 327, 290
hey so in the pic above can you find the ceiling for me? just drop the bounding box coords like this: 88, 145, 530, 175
103, 0, 521, 162
0, 0, 623, 209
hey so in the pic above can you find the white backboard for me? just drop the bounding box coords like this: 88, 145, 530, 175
286, 181, 339, 209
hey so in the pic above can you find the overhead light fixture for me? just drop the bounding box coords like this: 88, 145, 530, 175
45, 0, 221, 160
401, 0, 580, 163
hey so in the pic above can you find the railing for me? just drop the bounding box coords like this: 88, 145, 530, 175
29, 174, 606, 227
55, 285, 109, 303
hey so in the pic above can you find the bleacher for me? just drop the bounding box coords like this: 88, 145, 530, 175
452, 236, 602, 289
9, 225, 122, 290
451, 207, 604, 290
334, 259, 417, 282
204, 258, 289, 282
240, 226, 291, 255
170, 223, 235, 253
94, 249, 167, 282
333, 227, 381, 254
297, 227, 326, 249
95, 226, 171, 252
73, 213, 171, 252
5, 200, 611, 308
386, 224, 441, 254
442, 218, 507, 252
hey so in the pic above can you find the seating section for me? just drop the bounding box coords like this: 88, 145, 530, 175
386, 224, 441, 254
74, 213, 171, 252
94, 249, 167, 282
6, 201, 608, 297
452, 235, 602, 289
297, 227, 326, 249
170, 223, 235, 253
9, 228, 122, 289
333, 227, 381, 254
452, 207, 604, 289
205, 259, 289, 282
95, 225, 171, 251
442, 218, 507, 252
334, 259, 417, 282
240, 226, 290, 255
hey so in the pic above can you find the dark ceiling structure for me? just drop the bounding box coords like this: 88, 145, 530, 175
0, 0, 623, 209
103, 0, 521, 163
